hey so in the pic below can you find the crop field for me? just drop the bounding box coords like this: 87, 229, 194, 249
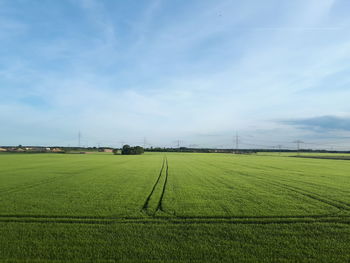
257, 152, 350, 158
0, 152, 350, 262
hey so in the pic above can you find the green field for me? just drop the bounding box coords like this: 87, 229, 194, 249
257, 151, 350, 157
1, 153, 350, 262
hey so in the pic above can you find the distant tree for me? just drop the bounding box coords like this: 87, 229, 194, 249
122, 145, 131, 155
120, 145, 144, 155
134, 146, 144, 155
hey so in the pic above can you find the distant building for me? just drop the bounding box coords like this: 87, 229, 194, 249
51, 148, 64, 153
0, 148, 7, 152
25, 147, 46, 152
104, 149, 113, 153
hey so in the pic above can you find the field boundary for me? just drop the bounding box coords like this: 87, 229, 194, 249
0, 214, 349, 225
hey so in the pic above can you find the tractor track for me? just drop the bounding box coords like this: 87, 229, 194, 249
155, 157, 169, 212
1, 213, 348, 221
141, 156, 171, 215
141, 156, 166, 213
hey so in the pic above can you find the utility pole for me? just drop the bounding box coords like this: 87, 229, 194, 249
172, 140, 183, 149
293, 140, 304, 155
277, 145, 283, 155
78, 131, 81, 148
232, 134, 235, 153
177, 140, 180, 148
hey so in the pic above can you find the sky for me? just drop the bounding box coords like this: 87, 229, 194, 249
1, 0, 350, 149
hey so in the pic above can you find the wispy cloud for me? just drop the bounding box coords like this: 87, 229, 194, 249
282, 116, 350, 132
1, 0, 350, 148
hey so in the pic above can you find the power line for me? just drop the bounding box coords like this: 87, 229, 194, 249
173, 140, 183, 148
235, 132, 240, 153
293, 140, 304, 155
293, 140, 304, 150
232, 132, 240, 153
78, 131, 81, 148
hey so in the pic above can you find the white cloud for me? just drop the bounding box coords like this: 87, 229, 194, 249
1, 0, 350, 149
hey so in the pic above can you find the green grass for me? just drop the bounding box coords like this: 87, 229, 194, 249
0, 153, 349, 262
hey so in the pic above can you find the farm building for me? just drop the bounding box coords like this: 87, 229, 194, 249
51, 148, 64, 152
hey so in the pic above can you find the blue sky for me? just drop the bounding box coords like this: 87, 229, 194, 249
1, 0, 350, 149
